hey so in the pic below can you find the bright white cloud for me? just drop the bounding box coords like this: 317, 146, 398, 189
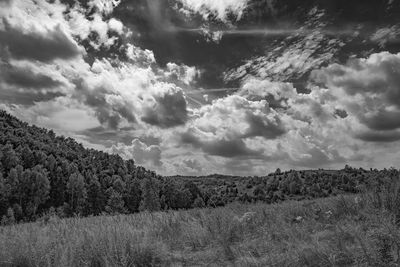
177, 0, 249, 21
89, 0, 121, 15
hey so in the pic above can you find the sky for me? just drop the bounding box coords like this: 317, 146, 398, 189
1, 0, 400, 176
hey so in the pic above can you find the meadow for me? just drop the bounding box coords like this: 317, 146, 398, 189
1, 185, 400, 267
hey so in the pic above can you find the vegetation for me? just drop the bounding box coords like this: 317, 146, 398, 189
2, 175, 400, 266
0, 110, 399, 224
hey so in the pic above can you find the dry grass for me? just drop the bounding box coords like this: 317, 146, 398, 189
1, 194, 400, 266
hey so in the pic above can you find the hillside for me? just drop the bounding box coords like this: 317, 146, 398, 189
0, 110, 157, 221
0, 110, 398, 224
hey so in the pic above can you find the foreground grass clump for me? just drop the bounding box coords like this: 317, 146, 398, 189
1, 193, 400, 266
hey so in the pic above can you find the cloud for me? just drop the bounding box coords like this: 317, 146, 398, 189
191, 95, 287, 140
181, 128, 264, 158
0, 0, 11, 5
243, 112, 286, 139
108, 139, 162, 167
0, 59, 69, 105
0, 88, 65, 106
108, 18, 124, 34
71, 55, 192, 130
182, 158, 203, 172
289, 147, 346, 168
0, 0, 193, 133
1, 64, 62, 89
89, 0, 121, 15
164, 63, 199, 85
223, 8, 344, 88
311, 52, 400, 137
370, 25, 400, 48
356, 130, 400, 143
238, 78, 297, 108
73, 78, 137, 130
2, 0, 400, 175
177, 0, 250, 22
0, 21, 81, 62
3, 98, 100, 132
141, 83, 188, 128
176, 94, 288, 160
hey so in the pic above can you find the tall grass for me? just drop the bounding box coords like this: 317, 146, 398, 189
2, 184, 400, 266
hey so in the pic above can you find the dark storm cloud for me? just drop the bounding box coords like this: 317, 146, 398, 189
181, 130, 264, 158
0, 61, 65, 106
243, 112, 286, 139
141, 88, 188, 128
2, 65, 62, 89
360, 110, 400, 131
0, 20, 80, 62
356, 131, 400, 143
73, 79, 137, 130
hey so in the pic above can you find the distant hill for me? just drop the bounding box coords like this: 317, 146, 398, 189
167, 166, 396, 206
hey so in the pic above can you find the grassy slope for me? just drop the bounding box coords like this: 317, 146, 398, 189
1, 192, 399, 267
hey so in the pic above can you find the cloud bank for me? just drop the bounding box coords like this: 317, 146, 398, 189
1, 0, 400, 175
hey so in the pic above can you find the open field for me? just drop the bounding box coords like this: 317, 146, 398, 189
1, 191, 400, 266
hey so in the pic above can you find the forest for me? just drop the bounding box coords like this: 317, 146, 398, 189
0, 110, 397, 224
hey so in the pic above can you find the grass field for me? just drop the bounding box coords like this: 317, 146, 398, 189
1, 191, 400, 266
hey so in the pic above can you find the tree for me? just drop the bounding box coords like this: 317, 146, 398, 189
193, 196, 205, 208
1, 144, 19, 173
21, 146, 34, 169
1, 207, 15, 225
12, 203, 23, 221
111, 175, 125, 194
67, 172, 87, 215
106, 190, 126, 214
20, 166, 50, 217
254, 185, 266, 201
125, 177, 142, 213
50, 166, 66, 207
87, 174, 105, 215
0, 172, 9, 216
287, 171, 302, 195
161, 179, 177, 209
183, 181, 201, 205
139, 176, 160, 212
172, 188, 192, 209
6, 165, 23, 204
